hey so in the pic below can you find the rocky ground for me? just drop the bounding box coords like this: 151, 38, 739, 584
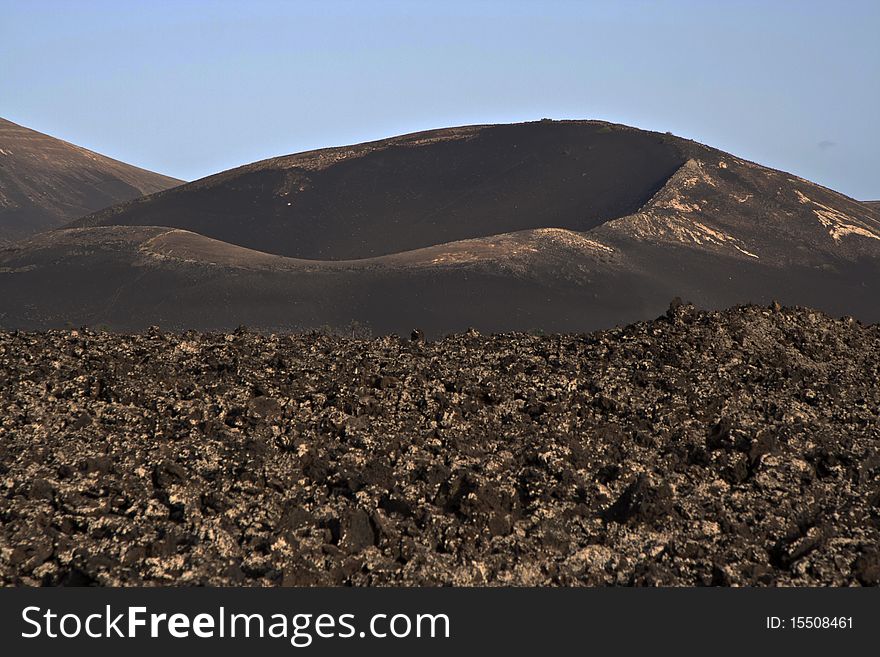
1, 301, 878, 586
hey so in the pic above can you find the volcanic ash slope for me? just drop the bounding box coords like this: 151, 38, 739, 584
0, 118, 182, 242
2, 120, 879, 333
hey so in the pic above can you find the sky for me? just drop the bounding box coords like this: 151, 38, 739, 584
1, 0, 878, 199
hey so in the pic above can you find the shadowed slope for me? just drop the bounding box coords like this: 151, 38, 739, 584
0, 118, 182, 241
4, 120, 879, 333
1, 219, 877, 335
69, 121, 686, 260
596, 157, 880, 265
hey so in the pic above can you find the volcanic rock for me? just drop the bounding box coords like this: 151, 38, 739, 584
1, 303, 878, 586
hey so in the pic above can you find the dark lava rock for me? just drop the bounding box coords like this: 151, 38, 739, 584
605, 474, 676, 526
340, 509, 376, 553
1, 303, 879, 586
853, 551, 880, 586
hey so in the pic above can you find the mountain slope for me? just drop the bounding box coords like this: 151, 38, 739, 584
0, 118, 182, 241
67, 120, 880, 266
3, 120, 879, 334
69, 122, 686, 260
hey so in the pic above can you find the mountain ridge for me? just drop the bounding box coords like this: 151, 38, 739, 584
0, 117, 182, 241
4, 119, 878, 334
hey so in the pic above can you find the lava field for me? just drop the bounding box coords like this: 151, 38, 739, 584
1, 302, 878, 586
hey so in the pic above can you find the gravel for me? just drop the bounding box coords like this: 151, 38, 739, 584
1, 301, 878, 586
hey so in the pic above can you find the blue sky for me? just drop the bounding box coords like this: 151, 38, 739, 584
2, 0, 878, 198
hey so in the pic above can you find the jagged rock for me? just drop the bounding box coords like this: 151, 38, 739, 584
0, 303, 878, 586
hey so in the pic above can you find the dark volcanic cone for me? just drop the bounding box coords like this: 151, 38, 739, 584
0, 117, 181, 242
2, 120, 878, 333
69, 122, 686, 260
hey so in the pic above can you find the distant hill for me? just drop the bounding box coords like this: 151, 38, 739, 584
2, 120, 878, 334
69, 122, 685, 260
0, 117, 181, 242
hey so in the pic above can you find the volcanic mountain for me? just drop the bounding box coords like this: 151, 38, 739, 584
0, 117, 182, 242
1, 120, 878, 334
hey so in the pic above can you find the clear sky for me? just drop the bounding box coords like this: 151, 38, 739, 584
2, 0, 878, 198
